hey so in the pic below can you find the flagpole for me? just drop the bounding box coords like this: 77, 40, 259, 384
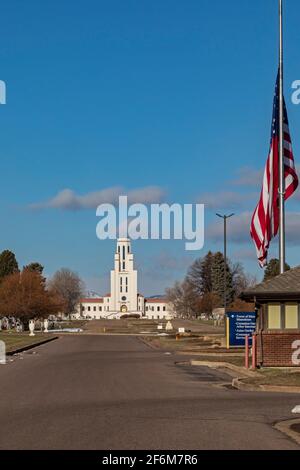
279, 0, 286, 273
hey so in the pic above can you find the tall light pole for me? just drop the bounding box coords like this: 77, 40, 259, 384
216, 213, 234, 333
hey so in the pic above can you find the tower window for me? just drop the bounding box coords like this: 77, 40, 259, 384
123, 246, 125, 260
123, 262, 125, 270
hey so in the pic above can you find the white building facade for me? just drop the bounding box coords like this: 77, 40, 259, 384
75, 238, 173, 320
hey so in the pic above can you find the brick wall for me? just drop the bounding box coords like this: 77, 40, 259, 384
257, 331, 300, 367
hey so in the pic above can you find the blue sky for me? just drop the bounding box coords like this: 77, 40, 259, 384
1, 0, 300, 295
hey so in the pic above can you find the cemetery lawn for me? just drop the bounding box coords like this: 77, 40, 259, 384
242, 368, 300, 387
142, 335, 245, 366
0, 332, 54, 353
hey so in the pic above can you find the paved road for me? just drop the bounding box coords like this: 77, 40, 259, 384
0, 335, 299, 450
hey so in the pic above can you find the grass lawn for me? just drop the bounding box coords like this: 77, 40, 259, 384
0, 332, 54, 353
143, 335, 213, 349
85, 319, 167, 334
191, 355, 246, 366
53, 320, 87, 330
243, 368, 300, 387
142, 335, 249, 367
143, 335, 300, 384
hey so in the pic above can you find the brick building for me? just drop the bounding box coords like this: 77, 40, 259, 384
241, 267, 300, 367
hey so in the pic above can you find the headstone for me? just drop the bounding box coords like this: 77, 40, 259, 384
157, 324, 163, 330
166, 321, 173, 331
29, 320, 35, 337
178, 327, 185, 334
0, 340, 6, 364
44, 319, 49, 333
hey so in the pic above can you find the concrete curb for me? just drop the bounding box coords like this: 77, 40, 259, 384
190, 359, 257, 378
191, 359, 300, 393
275, 419, 300, 446
137, 336, 161, 350
232, 377, 300, 394
7, 336, 59, 356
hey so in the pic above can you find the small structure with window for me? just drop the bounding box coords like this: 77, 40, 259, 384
241, 266, 300, 367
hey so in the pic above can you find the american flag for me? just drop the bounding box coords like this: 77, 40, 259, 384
250, 72, 298, 267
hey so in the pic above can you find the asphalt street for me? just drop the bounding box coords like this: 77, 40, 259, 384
0, 335, 299, 450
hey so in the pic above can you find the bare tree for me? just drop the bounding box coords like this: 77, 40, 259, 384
166, 279, 198, 319
166, 252, 258, 319
231, 262, 258, 298
48, 268, 84, 318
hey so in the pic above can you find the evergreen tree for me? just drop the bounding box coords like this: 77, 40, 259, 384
211, 252, 234, 306
263, 258, 290, 282
23, 262, 45, 285
199, 251, 214, 294
186, 251, 214, 297
23, 262, 44, 275
0, 250, 19, 280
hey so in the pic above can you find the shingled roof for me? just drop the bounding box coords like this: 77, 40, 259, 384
241, 265, 300, 301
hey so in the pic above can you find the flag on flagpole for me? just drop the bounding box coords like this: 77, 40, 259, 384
250, 72, 298, 267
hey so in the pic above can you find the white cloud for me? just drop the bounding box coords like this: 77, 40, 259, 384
286, 212, 300, 244
198, 191, 254, 211
232, 248, 257, 261
207, 211, 300, 246
139, 251, 193, 282
207, 211, 252, 243
30, 186, 166, 211
231, 167, 263, 187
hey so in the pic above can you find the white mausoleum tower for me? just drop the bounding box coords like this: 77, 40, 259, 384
76, 238, 174, 320
110, 238, 138, 315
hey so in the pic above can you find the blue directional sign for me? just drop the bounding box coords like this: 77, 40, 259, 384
226, 311, 256, 347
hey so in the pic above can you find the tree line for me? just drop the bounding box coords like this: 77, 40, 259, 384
166, 251, 289, 319
0, 250, 84, 325
166, 251, 257, 318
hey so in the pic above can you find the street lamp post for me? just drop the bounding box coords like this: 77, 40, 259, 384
216, 213, 234, 335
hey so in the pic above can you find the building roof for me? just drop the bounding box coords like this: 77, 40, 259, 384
241, 266, 300, 301
146, 298, 168, 303
80, 298, 103, 303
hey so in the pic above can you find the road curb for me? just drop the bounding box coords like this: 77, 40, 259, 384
138, 336, 161, 350
190, 359, 257, 378
7, 336, 59, 356
275, 419, 300, 446
232, 377, 300, 394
